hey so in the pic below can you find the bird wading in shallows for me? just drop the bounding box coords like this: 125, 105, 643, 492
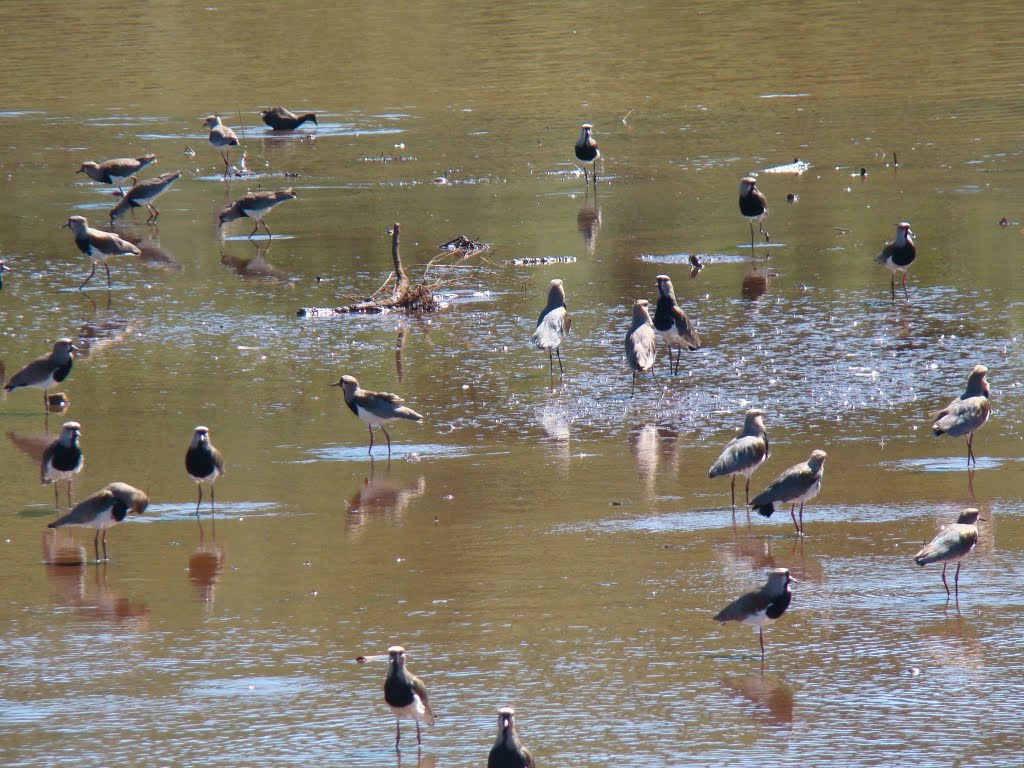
713, 567, 795, 658
531, 278, 571, 379
332, 375, 424, 458
932, 365, 990, 468
738, 176, 769, 250
653, 274, 701, 375
708, 409, 770, 512
41, 421, 84, 511
749, 450, 826, 536
63, 215, 142, 290
202, 115, 239, 174
625, 299, 660, 398
4, 338, 77, 408
574, 123, 600, 185
383, 646, 434, 751
914, 508, 981, 602
218, 188, 296, 240
875, 222, 916, 302
47, 482, 148, 562
186, 426, 224, 516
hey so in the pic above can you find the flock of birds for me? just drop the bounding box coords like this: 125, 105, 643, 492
1, 114, 996, 763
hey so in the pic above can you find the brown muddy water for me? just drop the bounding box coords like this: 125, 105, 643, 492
2, 2, 1024, 767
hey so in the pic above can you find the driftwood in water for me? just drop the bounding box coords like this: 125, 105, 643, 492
297, 223, 440, 317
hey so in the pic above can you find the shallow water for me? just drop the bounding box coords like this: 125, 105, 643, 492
2, 1, 1024, 767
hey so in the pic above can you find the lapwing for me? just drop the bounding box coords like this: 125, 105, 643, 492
384, 645, 434, 751
749, 450, 827, 535
77, 154, 157, 193
932, 365, 990, 467
531, 279, 571, 379
63, 215, 142, 289
876, 222, 916, 301
259, 106, 318, 131
186, 426, 224, 516
47, 482, 147, 562
738, 176, 769, 250
708, 409, 770, 511
332, 375, 423, 458
713, 567, 794, 658
41, 421, 84, 511
574, 123, 599, 185
4, 338, 77, 407
914, 508, 981, 601
488, 706, 535, 768
625, 299, 659, 397
202, 115, 239, 174
653, 274, 701, 375
109, 171, 182, 224
218, 188, 297, 240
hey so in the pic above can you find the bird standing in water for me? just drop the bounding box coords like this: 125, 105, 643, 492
531, 278, 571, 379
749, 449, 826, 535
4, 338, 77, 408
332, 375, 424, 458
109, 171, 182, 225
876, 222, 916, 301
41, 421, 84, 511
932, 364, 990, 467
202, 115, 239, 174
574, 123, 600, 185
713, 567, 795, 658
218, 188, 297, 240
63, 215, 142, 290
383, 645, 434, 751
186, 426, 224, 516
653, 274, 701, 375
914, 508, 981, 602
624, 299, 659, 398
259, 106, 318, 131
47, 482, 148, 562
708, 409, 770, 511
77, 154, 157, 193
738, 176, 769, 250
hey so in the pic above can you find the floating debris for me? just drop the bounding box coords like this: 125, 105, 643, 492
786, 193, 800, 203
762, 159, 812, 175
508, 256, 577, 267
359, 153, 415, 163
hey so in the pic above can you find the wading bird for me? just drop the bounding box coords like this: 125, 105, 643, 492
332, 375, 424, 458
109, 171, 182, 224
713, 567, 794, 658
876, 222, 916, 301
738, 176, 769, 250
749, 450, 826, 535
914, 508, 981, 602
185, 426, 224, 516
259, 106, 318, 131
708, 409, 770, 511
625, 299, 659, 397
932, 365, 990, 467
218, 188, 296, 240
202, 115, 239, 174
384, 645, 434, 751
574, 123, 600, 185
653, 274, 701, 375
488, 707, 535, 768
63, 215, 142, 289
531, 278, 571, 378
77, 154, 157, 193
47, 482, 148, 562
4, 338, 77, 407
41, 421, 83, 511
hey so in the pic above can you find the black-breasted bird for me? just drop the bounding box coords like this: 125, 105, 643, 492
914, 508, 981, 601
47, 482, 148, 562
77, 154, 157, 193
202, 115, 239, 173
708, 409, 770, 511
384, 645, 434, 751
574, 123, 600, 185
488, 707, 535, 768
63, 215, 142, 290
4, 338, 77, 407
624, 299, 659, 397
876, 222, 916, 301
41, 421, 84, 511
932, 365, 990, 467
749, 449, 826, 536
738, 176, 769, 249
653, 274, 701, 375
332, 375, 423, 458
531, 278, 571, 378
713, 567, 794, 658
0, 259, 12, 289
186, 426, 224, 515
260, 106, 318, 131
109, 171, 182, 225
218, 188, 297, 240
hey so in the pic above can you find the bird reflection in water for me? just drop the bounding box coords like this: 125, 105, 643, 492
189, 515, 226, 606
126, 227, 180, 272
221, 241, 292, 282
396, 753, 436, 768
576, 188, 601, 255
537, 400, 571, 475
76, 291, 135, 361
42, 548, 149, 626
346, 466, 426, 534
720, 672, 795, 726
741, 267, 771, 301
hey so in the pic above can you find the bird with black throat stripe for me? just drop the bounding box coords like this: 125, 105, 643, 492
488, 707, 535, 768
332, 375, 423, 458
574, 123, 600, 185
749, 449, 826, 536
63, 215, 142, 290
708, 409, 770, 512
876, 222, 916, 302
41, 421, 84, 512
186, 426, 224, 516
932, 364, 990, 468
653, 274, 700, 375
48, 482, 148, 562
914, 508, 981, 603
713, 567, 795, 659
383, 645, 434, 751
738, 176, 769, 250
4, 338, 77, 408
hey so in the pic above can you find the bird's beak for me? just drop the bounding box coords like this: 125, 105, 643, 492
75, 168, 84, 174
355, 652, 390, 663
330, 381, 341, 387
788, 576, 798, 584
61, 222, 70, 229
70, 344, 80, 351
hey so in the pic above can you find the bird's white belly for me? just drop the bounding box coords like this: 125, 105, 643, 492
388, 695, 429, 723
741, 609, 772, 630
793, 478, 821, 504
240, 207, 265, 220
357, 406, 393, 425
